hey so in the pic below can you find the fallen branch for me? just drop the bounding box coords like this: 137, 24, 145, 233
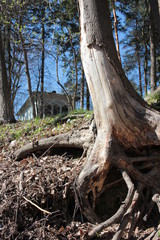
23, 196, 51, 214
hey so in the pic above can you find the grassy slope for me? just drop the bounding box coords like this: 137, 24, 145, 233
0, 109, 92, 149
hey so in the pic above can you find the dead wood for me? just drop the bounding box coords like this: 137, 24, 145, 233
14, 127, 94, 160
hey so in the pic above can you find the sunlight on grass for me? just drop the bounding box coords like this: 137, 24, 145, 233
0, 110, 93, 146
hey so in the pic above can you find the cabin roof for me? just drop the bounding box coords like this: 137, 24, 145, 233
17, 91, 68, 116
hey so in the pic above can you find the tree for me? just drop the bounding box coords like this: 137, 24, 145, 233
150, 0, 160, 40
0, 28, 15, 123
18, 0, 37, 118
52, 0, 82, 109
110, 0, 121, 64
29, 0, 53, 118
150, 11, 157, 92
76, 0, 160, 238
119, 0, 150, 96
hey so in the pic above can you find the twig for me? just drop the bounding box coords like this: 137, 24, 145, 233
39, 132, 70, 158
23, 196, 51, 214
19, 171, 24, 193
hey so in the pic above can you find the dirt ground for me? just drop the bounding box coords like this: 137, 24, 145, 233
0, 136, 159, 240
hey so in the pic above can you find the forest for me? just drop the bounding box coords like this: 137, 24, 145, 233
0, 0, 160, 239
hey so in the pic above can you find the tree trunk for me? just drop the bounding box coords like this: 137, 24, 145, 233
19, 2, 36, 119
68, 29, 78, 110
150, 0, 160, 40
56, 54, 73, 110
135, 19, 143, 96
19, 31, 36, 118
40, 11, 45, 119
150, 17, 157, 92
137, 47, 142, 96
80, 67, 84, 109
112, 0, 121, 64
0, 28, 15, 123
144, 43, 148, 95
76, 0, 160, 238
86, 82, 90, 110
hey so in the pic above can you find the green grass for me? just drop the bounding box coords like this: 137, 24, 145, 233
0, 110, 92, 147
147, 92, 160, 105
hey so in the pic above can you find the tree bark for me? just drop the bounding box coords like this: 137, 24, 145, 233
150, 0, 160, 40
144, 43, 148, 95
150, 17, 157, 92
40, 8, 45, 119
86, 82, 90, 110
80, 67, 84, 109
135, 19, 143, 96
68, 29, 78, 110
76, 0, 160, 237
112, 0, 121, 64
0, 28, 15, 123
137, 47, 142, 96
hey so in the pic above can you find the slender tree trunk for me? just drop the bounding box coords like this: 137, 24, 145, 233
144, 43, 148, 95
19, 32, 36, 118
137, 48, 142, 96
86, 82, 90, 110
40, 11, 45, 119
142, 6, 149, 96
112, 0, 121, 64
76, 1, 160, 237
80, 67, 84, 109
150, 18, 157, 92
6, 22, 15, 117
68, 29, 78, 110
135, 19, 142, 96
56, 54, 73, 110
0, 28, 15, 123
19, 17, 36, 118
7, 23, 12, 90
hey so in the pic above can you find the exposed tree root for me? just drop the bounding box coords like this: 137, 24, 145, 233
112, 184, 143, 240
13, 120, 160, 240
13, 125, 160, 239
14, 127, 94, 160
87, 170, 135, 238
79, 155, 160, 239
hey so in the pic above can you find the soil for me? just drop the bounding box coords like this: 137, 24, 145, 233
0, 124, 159, 239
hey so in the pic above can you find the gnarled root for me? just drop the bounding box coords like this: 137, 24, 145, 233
88, 169, 135, 239
76, 139, 160, 239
